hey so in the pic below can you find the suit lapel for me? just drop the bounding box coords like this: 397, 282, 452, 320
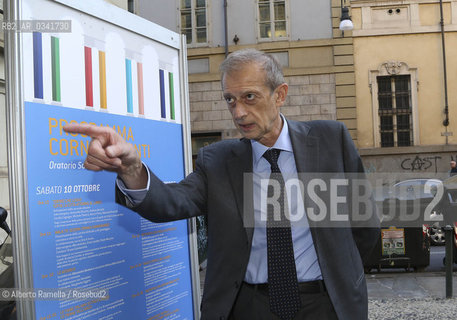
287, 119, 322, 236
288, 120, 319, 173
227, 139, 254, 244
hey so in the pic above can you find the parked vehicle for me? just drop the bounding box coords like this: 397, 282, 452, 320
429, 222, 446, 245
384, 179, 445, 245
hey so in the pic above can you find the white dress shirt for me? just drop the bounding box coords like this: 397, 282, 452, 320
244, 117, 322, 283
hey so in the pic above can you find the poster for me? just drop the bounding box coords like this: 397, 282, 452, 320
381, 227, 405, 256
25, 103, 194, 319
7, 0, 197, 318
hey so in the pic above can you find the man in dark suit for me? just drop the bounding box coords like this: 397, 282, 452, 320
64, 49, 379, 320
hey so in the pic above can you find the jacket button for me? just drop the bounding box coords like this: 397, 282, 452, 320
235, 281, 240, 288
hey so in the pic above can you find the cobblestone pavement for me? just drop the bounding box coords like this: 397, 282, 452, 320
369, 297, 457, 319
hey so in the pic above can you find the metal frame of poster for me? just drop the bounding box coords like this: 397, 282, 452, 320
4, 0, 201, 319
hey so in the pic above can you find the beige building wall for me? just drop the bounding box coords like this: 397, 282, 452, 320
354, 33, 457, 147
351, 0, 457, 176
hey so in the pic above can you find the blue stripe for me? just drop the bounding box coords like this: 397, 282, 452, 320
125, 59, 133, 113
159, 69, 166, 118
33, 32, 43, 99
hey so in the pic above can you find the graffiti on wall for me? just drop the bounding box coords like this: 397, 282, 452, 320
400, 156, 442, 173
363, 154, 457, 176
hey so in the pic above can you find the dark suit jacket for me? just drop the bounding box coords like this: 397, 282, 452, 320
116, 119, 380, 320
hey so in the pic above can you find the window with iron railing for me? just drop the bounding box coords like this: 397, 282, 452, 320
377, 75, 413, 147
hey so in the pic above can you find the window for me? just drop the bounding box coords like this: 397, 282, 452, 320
191, 133, 221, 169
377, 75, 413, 147
188, 58, 209, 74
128, 0, 134, 13
258, 0, 288, 40
180, 0, 207, 46
369, 61, 419, 148
269, 51, 289, 67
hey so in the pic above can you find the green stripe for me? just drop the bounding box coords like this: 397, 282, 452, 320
51, 36, 61, 102
169, 72, 175, 120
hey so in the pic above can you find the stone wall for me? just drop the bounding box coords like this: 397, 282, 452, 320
189, 81, 237, 139
284, 74, 336, 122
188, 73, 337, 139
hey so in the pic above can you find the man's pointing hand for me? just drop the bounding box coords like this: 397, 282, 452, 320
63, 123, 147, 189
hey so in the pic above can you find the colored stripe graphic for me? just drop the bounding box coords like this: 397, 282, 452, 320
159, 69, 166, 118
99, 51, 107, 109
168, 72, 175, 120
137, 62, 144, 115
125, 59, 133, 114
51, 36, 61, 102
33, 32, 43, 99
84, 46, 93, 107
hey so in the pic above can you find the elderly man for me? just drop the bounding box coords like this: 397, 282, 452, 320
64, 49, 379, 320
450, 161, 457, 177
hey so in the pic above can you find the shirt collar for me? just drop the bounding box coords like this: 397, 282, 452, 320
251, 114, 293, 165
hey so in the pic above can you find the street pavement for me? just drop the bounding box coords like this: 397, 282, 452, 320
367, 272, 457, 319
367, 271, 457, 299
367, 244, 457, 319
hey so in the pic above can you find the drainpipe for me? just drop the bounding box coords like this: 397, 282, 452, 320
224, 0, 229, 57
440, 0, 450, 137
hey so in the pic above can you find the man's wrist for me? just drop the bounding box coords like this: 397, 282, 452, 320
119, 161, 148, 189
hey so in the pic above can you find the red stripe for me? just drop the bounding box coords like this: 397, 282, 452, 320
84, 46, 93, 107
137, 62, 144, 115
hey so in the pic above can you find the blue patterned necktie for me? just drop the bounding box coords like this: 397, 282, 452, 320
263, 148, 301, 320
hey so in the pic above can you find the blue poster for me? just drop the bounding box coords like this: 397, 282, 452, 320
25, 102, 194, 320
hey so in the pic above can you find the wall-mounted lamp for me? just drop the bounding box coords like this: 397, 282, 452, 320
339, 1, 353, 34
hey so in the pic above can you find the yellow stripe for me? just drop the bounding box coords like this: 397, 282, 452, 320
99, 51, 107, 109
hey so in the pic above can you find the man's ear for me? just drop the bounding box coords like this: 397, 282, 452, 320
275, 83, 288, 107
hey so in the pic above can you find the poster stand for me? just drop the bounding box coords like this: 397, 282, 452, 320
5, 0, 200, 319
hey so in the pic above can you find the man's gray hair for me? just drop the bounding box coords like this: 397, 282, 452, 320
219, 48, 285, 92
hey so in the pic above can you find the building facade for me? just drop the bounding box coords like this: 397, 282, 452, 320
352, 0, 457, 179
135, 0, 358, 154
